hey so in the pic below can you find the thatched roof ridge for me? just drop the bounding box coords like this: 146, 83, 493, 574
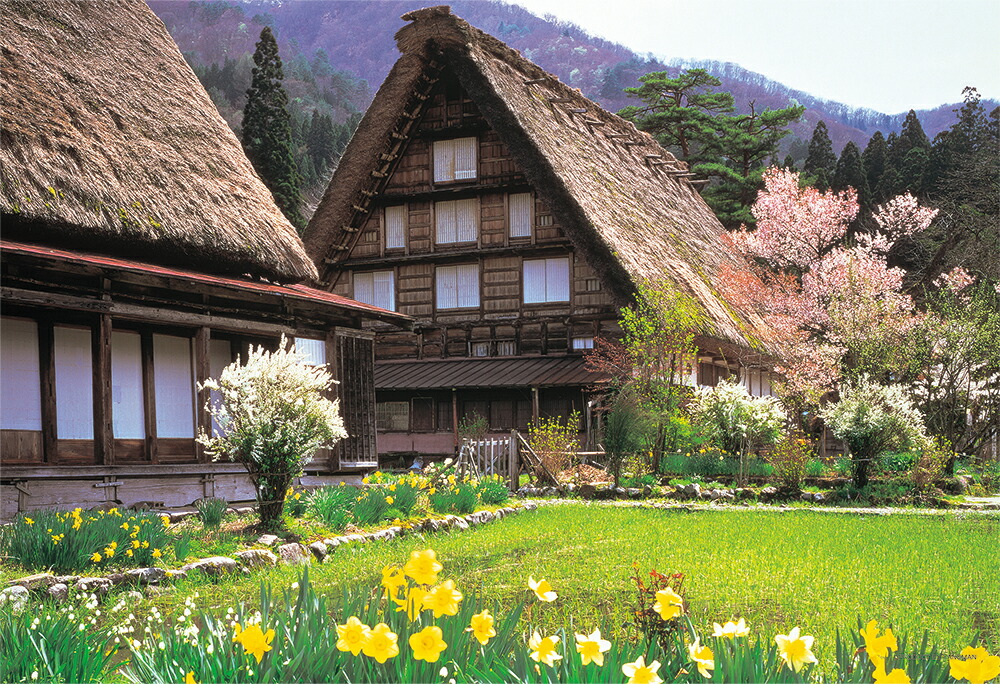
305, 6, 768, 350
0, 0, 317, 283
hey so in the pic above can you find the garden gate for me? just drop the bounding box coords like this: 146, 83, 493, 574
458, 431, 564, 491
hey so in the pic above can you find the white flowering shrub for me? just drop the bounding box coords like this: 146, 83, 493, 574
820, 375, 926, 489
199, 337, 348, 526
691, 379, 786, 484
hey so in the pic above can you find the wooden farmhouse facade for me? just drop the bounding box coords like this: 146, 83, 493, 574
304, 6, 776, 461
0, 0, 409, 518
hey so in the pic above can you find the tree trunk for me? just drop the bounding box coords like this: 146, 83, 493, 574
253, 471, 292, 528
852, 454, 871, 489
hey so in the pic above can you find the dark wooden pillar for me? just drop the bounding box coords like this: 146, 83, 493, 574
194, 327, 210, 462
451, 388, 459, 451
38, 318, 57, 463
141, 330, 158, 463
531, 386, 540, 426
92, 315, 114, 465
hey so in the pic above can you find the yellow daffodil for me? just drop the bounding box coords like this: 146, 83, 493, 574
386, 496, 394, 505
151, 548, 162, 559
467, 610, 496, 646
132, 540, 141, 549
873, 663, 912, 684
404, 549, 443, 585
104, 546, 115, 558
184, 672, 197, 684
950, 646, 1000, 684
121, 522, 130, 530
423, 579, 463, 617
528, 576, 557, 602
409, 625, 448, 663
363, 623, 399, 663
336, 616, 371, 656
860, 620, 898, 668
623, 655, 662, 684
528, 631, 562, 667
574, 629, 611, 667
142, 541, 150, 549
160, 515, 170, 527
233, 623, 274, 664
381, 566, 407, 600
688, 638, 715, 678
91, 552, 102, 563
652, 587, 684, 621
24, 518, 34, 525
125, 549, 133, 557
775, 627, 818, 673
429, 487, 436, 495
393, 585, 429, 622
712, 618, 750, 638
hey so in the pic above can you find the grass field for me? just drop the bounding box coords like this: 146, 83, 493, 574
132, 502, 1000, 668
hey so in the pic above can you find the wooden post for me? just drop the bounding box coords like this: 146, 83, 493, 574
194, 327, 210, 462
92, 315, 113, 465
531, 386, 540, 426
451, 388, 459, 451
38, 318, 57, 463
141, 330, 158, 463
508, 429, 518, 491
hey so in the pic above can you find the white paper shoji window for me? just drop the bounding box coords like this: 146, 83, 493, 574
496, 340, 517, 356
433, 137, 477, 182
153, 334, 196, 439
294, 337, 327, 367
54, 326, 94, 439
111, 331, 145, 439
1, 317, 42, 431
436, 264, 480, 309
385, 205, 406, 249
471, 342, 490, 357
571, 336, 595, 350
508, 192, 532, 238
434, 198, 478, 244
523, 257, 570, 304
376, 402, 409, 431
353, 271, 396, 311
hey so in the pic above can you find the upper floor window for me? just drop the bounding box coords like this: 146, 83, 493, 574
385, 205, 406, 249
523, 257, 570, 304
353, 270, 396, 311
435, 198, 478, 244
436, 264, 480, 310
572, 336, 595, 351
433, 137, 477, 182
509, 192, 532, 238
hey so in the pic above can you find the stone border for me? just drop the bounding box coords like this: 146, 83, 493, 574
1, 502, 537, 607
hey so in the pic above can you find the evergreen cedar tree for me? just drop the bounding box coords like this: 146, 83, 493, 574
621, 68, 803, 229
832, 141, 869, 206
803, 120, 836, 191
242, 26, 305, 231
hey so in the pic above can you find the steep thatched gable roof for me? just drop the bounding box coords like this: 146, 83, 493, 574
0, 0, 316, 283
305, 6, 769, 350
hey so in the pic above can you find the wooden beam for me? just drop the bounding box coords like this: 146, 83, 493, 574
92, 315, 114, 465
194, 327, 210, 463
141, 330, 158, 464
38, 318, 57, 463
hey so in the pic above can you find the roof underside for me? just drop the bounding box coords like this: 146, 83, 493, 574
305, 5, 771, 352
0, 0, 317, 283
375, 356, 608, 390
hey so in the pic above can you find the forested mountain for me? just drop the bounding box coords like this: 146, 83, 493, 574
148, 0, 996, 224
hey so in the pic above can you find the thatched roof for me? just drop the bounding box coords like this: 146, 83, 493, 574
304, 6, 769, 350
0, 0, 316, 283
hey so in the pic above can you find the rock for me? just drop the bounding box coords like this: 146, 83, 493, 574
54, 575, 81, 585
165, 570, 188, 581
479, 510, 495, 523
181, 556, 241, 576
76, 577, 113, 596
522, 501, 538, 511
387, 526, 404, 537
625, 487, 643, 499
308, 542, 328, 561
720, 490, 735, 500
813, 492, 826, 503
276, 543, 310, 566
126, 567, 167, 584
234, 549, 279, 570
709, 489, 722, 501
683, 483, 701, 499
322, 538, 340, 548
48, 583, 69, 602
0, 586, 29, 610
256, 534, 279, 547
8, 572, 56, 591
106, 573, 129, 587
759, 486, 779, 502
800, 492, 813, 502
342, 534, 366, 544
452, 517, 469, 531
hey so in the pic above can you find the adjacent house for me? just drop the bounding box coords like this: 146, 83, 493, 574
0, 0, 409, 518
303, 6, 776, 461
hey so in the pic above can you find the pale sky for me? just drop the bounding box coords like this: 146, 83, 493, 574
507, 0, 1000, 114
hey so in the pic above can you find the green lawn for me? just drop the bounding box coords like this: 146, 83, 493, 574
142, 503, 999, 665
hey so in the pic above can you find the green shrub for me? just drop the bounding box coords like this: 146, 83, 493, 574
284, 487, 308, 517
878, 451, 918, 474
766, 433, 813, 488
195, 497, 228, 528
386, 476, 423, 515
308, 485, 356, 529
172, 530, 192, 563
528, 412, 581, 477
476, 474, 510, 505
0, 508, 171, 573
804, 458, 827, 478
620, 473, 658, 488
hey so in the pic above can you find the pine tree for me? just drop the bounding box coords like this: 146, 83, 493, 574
832, 141, 869, 204
891, 110, 931, 196
862, 131, 887, 203
803, 121, 836, 191
307, 111, 337, 169
242, 26, 305, 231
